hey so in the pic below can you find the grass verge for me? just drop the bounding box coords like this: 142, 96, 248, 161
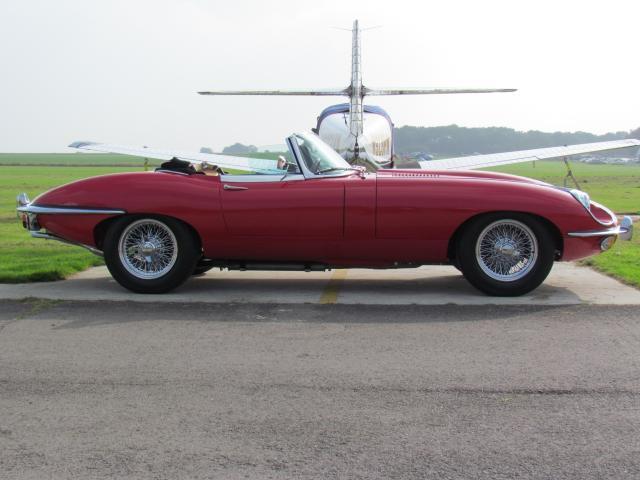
581, 220, 640, 288
1, 166, 138, 283
487, 160, 640, 214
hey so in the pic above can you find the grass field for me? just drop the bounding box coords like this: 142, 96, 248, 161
0, 153, 159, 167
0, 165, 137, 282
0, 155, 638, 285
486, 160, 640, 214
582, 229, 640, 288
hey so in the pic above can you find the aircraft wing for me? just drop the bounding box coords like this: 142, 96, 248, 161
418, 139, 640, 170
198, 87, 516, 96
365, 87, 517, 95
68, 141, 283, 174
198, 88, 347, 96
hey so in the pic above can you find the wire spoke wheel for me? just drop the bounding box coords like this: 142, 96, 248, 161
118, 219, 178, 280
475, 219, 538, 282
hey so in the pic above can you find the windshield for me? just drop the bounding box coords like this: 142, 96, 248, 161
293, 132, 354, 175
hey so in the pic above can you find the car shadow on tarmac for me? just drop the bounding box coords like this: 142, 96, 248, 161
33, 272, 580, 306
6, 300, 584, 331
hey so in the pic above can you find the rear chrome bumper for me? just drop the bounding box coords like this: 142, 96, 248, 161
16, 195, 125, 217
568, 216, 633, 241
16, 192, 124, 257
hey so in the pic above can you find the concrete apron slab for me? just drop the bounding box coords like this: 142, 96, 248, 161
1, 263, 639, 305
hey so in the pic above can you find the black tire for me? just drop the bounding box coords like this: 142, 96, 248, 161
455, 213, 555, 296
103, 216, 200, 294
192, 265, 214, 276
451, 258, 463, 273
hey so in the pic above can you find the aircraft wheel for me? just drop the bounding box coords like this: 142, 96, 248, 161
103, 216, 200, 293
456, 213, 555, 296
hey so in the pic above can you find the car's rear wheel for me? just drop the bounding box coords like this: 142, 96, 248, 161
456, 213, 555, 296
103, 216, 200, 293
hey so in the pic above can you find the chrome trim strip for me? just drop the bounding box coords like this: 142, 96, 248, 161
588, 200, 616, 227
568, 216, 633, 240
286, 136, 308, 177
222, 174, 304, 183
563, 188, 616, 227
30, 231, 103, 256
567, 227, 621, 238
156, 169, 190, 176
17, 205, 125, 215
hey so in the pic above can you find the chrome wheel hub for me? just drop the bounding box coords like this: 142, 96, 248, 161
475, 220, 538, 282
118, 219, 178, 280
495, 239, 518, 257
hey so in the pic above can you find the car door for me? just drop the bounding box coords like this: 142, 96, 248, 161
220, 137, 345, 238
220, 174, 344, 237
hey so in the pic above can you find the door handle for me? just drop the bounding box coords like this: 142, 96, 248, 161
223, 184, 248, 191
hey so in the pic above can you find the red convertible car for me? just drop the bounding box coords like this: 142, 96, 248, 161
17, 132, 633, 296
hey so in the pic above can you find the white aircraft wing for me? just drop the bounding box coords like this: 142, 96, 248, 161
68, 141, 283, 174
418, 139, 640, 170
198, 88, 347, 96
365, 87, 517, 95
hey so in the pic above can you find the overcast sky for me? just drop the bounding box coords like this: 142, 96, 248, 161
1, 0, 639, 152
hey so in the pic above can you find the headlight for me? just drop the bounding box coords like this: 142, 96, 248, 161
569, 189, 591, 211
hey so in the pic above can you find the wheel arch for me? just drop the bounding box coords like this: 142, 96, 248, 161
447, 211, 563, 263
94, 214, 203, 253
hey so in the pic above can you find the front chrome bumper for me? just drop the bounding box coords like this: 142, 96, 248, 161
568, 215, 633, 241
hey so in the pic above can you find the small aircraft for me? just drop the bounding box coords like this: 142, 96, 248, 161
198, 19, 517, 168
69, 21, 639, 173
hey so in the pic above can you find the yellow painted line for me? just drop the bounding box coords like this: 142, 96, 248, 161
319, 269, 348, 304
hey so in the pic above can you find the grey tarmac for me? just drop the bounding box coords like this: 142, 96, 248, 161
1, 300, 639, 479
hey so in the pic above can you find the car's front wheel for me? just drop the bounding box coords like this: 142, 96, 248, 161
103, 216, 200, 293
456, 213, 555, 296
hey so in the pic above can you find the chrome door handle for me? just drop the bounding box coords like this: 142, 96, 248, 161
223, 184, 248, 191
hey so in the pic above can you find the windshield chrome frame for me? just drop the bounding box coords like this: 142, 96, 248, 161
286, 132, 357, 180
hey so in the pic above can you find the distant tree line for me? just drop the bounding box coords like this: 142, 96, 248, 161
394, 125, 639, 156
222, 143, 258, 154
223, 125, 640, 159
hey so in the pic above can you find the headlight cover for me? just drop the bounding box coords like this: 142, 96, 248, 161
569, 189, 591, 211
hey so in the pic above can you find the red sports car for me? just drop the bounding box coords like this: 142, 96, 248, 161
17, 132, 633, 296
